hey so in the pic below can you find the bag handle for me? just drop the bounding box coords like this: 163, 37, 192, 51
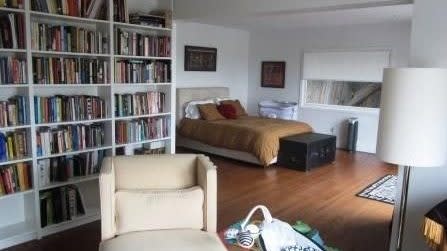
240, 205, 273, 231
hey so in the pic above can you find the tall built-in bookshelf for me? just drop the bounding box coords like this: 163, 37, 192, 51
0, 0, 175, 248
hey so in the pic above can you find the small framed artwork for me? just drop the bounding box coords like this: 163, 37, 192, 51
184, 46, 217, 71
261, 61, 286, 88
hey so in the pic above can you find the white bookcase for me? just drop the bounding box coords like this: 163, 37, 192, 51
0, 0, 176, 248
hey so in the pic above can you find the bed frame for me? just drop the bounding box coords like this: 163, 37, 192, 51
176, 87, 277, 166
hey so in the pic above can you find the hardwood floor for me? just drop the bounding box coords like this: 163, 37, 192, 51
5, 150, 396, 251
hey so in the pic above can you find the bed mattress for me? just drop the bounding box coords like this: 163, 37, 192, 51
178, 116, 312, 166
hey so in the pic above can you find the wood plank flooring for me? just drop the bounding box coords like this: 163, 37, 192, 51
5, 150, 395, 251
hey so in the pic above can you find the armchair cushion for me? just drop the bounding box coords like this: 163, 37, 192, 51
115, 186, 204, 234
99, 229, 227, 251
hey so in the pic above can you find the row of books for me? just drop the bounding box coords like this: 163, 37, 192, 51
115, 117, 169, 144
38, 150, 104, 187
0, 13, 25, 49
33, 57, 109, 85
37, 123, 104, 156
40, 185, 86, 227
32, 0, 107, 19
0, 96, 29, 127
115, 91, 165, 117
115, 29, 170, 57
113, 0, 128, 23
0, 162, 31, 196
0, 57, 26, 85
34, 95, 107, 124
31, 23, 108, 54
115, 60, 170, 83
0, 0, 23, 8
0, 130, 28, 161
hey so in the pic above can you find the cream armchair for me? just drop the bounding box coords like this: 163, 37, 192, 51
99, 154, 227, 251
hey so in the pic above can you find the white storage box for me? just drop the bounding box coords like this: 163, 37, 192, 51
258, 100, 298, 120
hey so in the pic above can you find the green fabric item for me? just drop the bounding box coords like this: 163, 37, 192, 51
292, 221, 312, 234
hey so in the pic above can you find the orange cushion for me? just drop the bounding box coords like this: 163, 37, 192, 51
221, 100, 248, 116
197, 103, 226, 120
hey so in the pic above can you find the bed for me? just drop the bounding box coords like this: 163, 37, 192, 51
176, 87, 312, 166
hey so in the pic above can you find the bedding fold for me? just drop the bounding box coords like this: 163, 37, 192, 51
178, 116, 312, 166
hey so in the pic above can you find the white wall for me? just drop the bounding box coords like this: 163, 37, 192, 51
247, 22, 412, 153
175, 21, 250, 107
174, 0, 411, 20
394, 0, 447, 250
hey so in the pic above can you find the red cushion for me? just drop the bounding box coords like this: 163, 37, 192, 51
217, 104, 237, 119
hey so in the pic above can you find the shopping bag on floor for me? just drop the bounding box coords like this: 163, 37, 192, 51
238, 205, 326, 251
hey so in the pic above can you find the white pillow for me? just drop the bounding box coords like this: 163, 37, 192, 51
214, 97, 233, 104
115, 186, 204, 234
184, 99, 215, 119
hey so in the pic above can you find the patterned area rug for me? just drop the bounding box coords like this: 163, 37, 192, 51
357, 175, 397, 204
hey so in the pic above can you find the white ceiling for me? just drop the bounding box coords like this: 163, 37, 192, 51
190, 4, 413, 31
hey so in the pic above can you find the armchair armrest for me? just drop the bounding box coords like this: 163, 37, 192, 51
197, 155, 217, 233
99, 157, 116, 241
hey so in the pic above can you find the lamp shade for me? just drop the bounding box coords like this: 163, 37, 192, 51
377, 68, 447, 167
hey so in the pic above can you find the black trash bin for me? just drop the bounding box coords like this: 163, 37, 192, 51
347, 118, 359, 152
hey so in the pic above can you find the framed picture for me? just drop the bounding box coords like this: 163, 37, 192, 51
261, 61, 286, 88
184, 46, 217, 71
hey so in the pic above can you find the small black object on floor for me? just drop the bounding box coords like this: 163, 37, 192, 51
278, 133, 336, 171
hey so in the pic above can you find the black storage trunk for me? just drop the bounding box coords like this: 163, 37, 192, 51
278, 133, 336, 171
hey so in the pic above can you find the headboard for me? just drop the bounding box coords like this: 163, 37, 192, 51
176, 87, 230, 126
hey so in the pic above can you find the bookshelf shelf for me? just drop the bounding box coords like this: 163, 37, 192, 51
30, 11, 109, 25
0, 84, 29, 88
33, 84, 111, 88
40, 208, 100, 237
0, 190, 34, 201
0, 157, 33, 167
115, 137, 171, 148
114, 55, 171, 60
36, 145, 113, 160
113, 21, 171, 32
31, 50, 111, 58
0, 125, 31, 131
36, 118, 112, 127
113, 82, 171, 86
39, 175, 99, 191
0, 0, 175, 248
0, 7, 25, 13
0, 221, 36, 249
0, 48, 26, 53
115, 112, 171, 121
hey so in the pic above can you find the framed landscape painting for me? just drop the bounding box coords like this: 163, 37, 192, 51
184, 46, 217, 71
261, 61, 286, 88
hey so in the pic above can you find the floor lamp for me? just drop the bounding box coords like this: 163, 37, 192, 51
376, 68, 447, 251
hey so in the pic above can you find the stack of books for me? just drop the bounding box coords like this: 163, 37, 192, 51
38, 150, 104, 186
36, 123, 104, 156
33, 57, 109, 85
0, 57, 27, 85
129, 13, 166, 28
115, 29, 170, 57
0, 96, 29, 127
31, 23, 108, 54
40, 185, 86, 227
114, 91, 165, 117
0, 0, 24, 8
115, 117, 169, 144
0, 130, 28, 161
32, 0, 107, 19
115, 60, 170, 83
0, 162, 31, 196
0, 13, 25, 49
34, 95, 106, 123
